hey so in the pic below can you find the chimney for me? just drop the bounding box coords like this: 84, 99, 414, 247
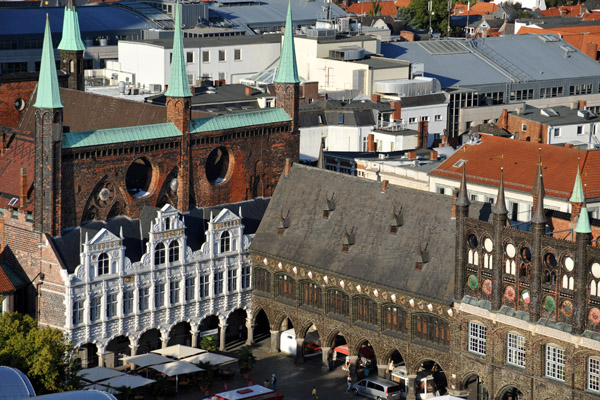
20, 168, 27, 208
579, 100, 587, 110
441, 135, 449, 147
284, 158, 291, 176
570, 102, 578, 110
368, 134, 376, 152
245, 87, 253, 96
417, 121, 429, 149
451, 188, 458, 219
498, 109, 508, 129
430, 150, 438, 160
391, 102, 402, 121
407, 150, 417, 160
0, 131, 6, 156
381, 180, 389, 193
371, 94, 381, 102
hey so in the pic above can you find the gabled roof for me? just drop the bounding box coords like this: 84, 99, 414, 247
0, 128, 35, 211
0, 264, 28, 294
34, 16, 63, 109
190, 108, 291, 133
249, 163, 489, 304
62, 123, 181, 149
430, 135, 600, 200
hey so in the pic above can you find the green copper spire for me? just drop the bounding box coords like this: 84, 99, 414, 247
275, 0, 300, 84
576, 206, 592, 234
569, 165, 585, 203
165, 0, 192, 98
58, 0, 86, 51
34, 15, 64, 109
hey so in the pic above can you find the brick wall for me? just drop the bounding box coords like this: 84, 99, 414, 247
497, 112, 548, 143
0, 79, 37, 128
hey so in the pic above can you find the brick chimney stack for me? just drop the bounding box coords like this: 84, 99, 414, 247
391, 102, 402, 122
417, 121, 429, 149
20, 167, 27, 208
284, 158, 292, 176
368, 134, 376, 152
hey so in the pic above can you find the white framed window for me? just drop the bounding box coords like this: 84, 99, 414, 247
409, 117, 417, 124
139, 287, 149, 312
242, 266, 251, 289
553, 128, 561, 137
577, 125, 583, 135
589, 357, 600, 392
522, 123, 527, 131
220, 231, 231, 253
123, 290, 133, 315
435, 114, 443, 121
421, 116, 430, 122
73, 300, 84, 325
185, 277, 195, 301
507, 333, 526, 367
227, 269, 237, 292
90, 296, 100, 322
468, 321, 487, 356
155, 283, 165, 308
106, 293, 117, 318
186, 51, 193, 63
234, 48, 241, 61
168, 240, 179, 262
170, 281, 180, 305
214, 271, 224, 296
97, 253, 109, 276
202, 51, 209, 63
219, 50, 225, 62
199, 274, 209, 298
545, 345, 565, 381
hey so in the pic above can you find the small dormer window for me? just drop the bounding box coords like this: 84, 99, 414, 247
221, 231, 231, 253
155, 243, 166, 265
168, 241, 180, 262
97, 253, 109, 276
165, 217, 171, 230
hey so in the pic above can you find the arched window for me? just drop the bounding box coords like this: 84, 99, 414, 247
220, 231, 231, 253
276, 274, 296, 301
412, 313, 450, 346
300, 281, 321, 309
168, 241, 179, 262
326, 289, 349, 317
353, 296, 378, 325
383, 304, 407, 334
97, 253, 109, 276
155, 243, 166, 265
253, 268, 271, 293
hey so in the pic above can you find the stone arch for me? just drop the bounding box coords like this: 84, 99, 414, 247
156, 167, 179, 208
461, 371, 490, 398
272, 312, 296, 332
496, 384, 525, 400
297, 320, 318, 339
413, 358, 448, 378
105, 335, 131, 368
137, 328, 162, 354
167, 320, 192, 346
324, 328, 349, 349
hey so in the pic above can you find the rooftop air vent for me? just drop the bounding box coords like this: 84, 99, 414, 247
541, 108, 559, 117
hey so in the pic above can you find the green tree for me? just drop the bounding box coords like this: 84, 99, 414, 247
396, 7, 414, 27
368, 0, 382, 16
0, 312, 80, 394
199, 335, 218, 352
407, 0, 451, 35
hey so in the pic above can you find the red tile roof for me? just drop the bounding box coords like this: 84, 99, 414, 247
0, 265, 16, 293
453, 1, 498, 15
539, 4, 586, 17
395, 0, 411, 8
347, 1, 398, 16
0, 128, 34, 212
430, 135, 600, 200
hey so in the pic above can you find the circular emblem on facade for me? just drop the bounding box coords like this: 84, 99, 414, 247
99, 188, 111, 201
590, 308, 600, 324
521, 290, 531, 304
484, 238, 493, 253
544, 296, 556, 312
564, 256, 574, 272
170, 178, 178, 192
504, 285, 516, 301
505, 243, 516, 259
482, 279, 492, 295
561, 300, 573, 317
468, 275, 478, 290
592, 263, 600, 279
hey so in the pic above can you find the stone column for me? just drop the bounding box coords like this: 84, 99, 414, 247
219, 323, 228, 351
97, 345, 106, 368
129, 343, 138, 370
270, 330, 281, 354
295, 338, 304, 364
321, 346, 331, 371
406, 374, 417, 400
161, 334, 169, 349
191, 330, 199, 348
245, 323, 255, 346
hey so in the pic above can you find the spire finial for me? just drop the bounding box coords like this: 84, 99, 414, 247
456, 164, 470, 207
576, 205, 592, 234
34, 16, 64, 109
317, 141, 324, 169
531, 151, 545, 197
492, 168, 508, 215
165, 0, 192, 98
531, 170, 546, 224
274, 0, 300, 84
569, 164, 585, 204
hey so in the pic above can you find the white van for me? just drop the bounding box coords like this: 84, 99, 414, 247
352, 377, 403, 400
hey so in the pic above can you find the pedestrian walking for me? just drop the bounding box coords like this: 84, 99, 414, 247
271, 373, 277, 392
346, 374, 352, 393
312, 386, 318, 400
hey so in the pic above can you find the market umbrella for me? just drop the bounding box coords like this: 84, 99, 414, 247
122, 353, 172, 368
184, 352, 235, 366
77, 367, 125, 382
150, 360, 203, 392
152, 344, 205, 360
101, 374, 155, 389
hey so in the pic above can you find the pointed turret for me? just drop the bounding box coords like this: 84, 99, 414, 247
531, 153, 545, 197
165, 0, 192, 98
531, 171, 546, 224
576, 205, 592, 234
492, 168, 508, 215
58, 0, 86, 52
456, 164, 470, 207
570, 165, 585, 223
275, 0, 300, 84
34, 16, 63, 109
317, 141, 324, 169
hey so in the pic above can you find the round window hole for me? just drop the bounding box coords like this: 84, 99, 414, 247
205, 146, 231, 184
14, 98, 25, 111
126, 157, 153, 198
521, 247, 531, 262
544, 253, 557, 268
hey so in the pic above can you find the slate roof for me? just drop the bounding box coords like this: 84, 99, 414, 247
52, 198, 270, 273
508, 106, 600, 126
430, 135, 600, 200
400, 93, 448, 107
249, 164, 489, 304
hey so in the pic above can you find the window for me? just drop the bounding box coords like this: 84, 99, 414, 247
106, 293, 117, 318
352, 296, 377, 325
73, 300, 84, 325
218, 72, 225, 81
170, 281, 180, 305
90, 296, 100, 322
435, 115, 442, 121
327, 289, 349, 317
197, 275, 208, 298
0, 62, 27, 74
139, 287, 149, 312
168, 241, 179, 262
338, 114, 344, 124
97, 253, 109, 276
300, 281, 322, 308
276, 274, 296, 301
468, 321, 486, 355
234, 49, 241, 61
241, 266, 251, 289
522, 123, 527, 132
545, 345, 565, 381
202, 51, 209, 63
185, 277, 195, 301
155, 243, 166, 265
214, 271, 224, 296
421, 116, 430, 122
227, 269, 237, 292
553, 128, 561, 137
155, 283, 165, 308
409, 117, 417, 124
220, 231, 231, 253
254, 268, 271, 293
507, 333, 526, 367
383, 305, 407, 333
219, 50, 225, 62
186, 52, 193, 63
0, 40, 17, 50
589, 357, 600, 392
578, 125, 583, 135
123, 290, 133, 315
413, 314, 450, 346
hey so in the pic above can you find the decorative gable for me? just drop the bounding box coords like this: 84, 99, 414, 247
207, 208, 244, 256
80, 228, 125, 281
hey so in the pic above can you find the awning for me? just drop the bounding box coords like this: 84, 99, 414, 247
333, 345, 375, 357
152, 345, 205, 360
150, 361, 204, 377
333, 344, 349, 356
77, 366, 125, 382
122, 353, 171, 368
101, 375, 155, 389
184, 352, 235, 366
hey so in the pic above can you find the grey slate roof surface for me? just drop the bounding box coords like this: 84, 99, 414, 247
509, 106, 600, 125
136, 34, 282, 50
249, 164, 489, 304
400, 93, 448, 108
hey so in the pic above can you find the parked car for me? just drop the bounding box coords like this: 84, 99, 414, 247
352, 377, 404, 400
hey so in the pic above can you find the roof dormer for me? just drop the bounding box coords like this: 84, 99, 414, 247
207, 208, 244, 255
81, 228, 125, 281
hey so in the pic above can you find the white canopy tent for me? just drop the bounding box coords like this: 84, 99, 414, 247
101, 375, 155, 389
77, 367, 125, 382
122, 353, 172, 368
150, 361, 204, 392
82, 384, 120, 395
151, 344, 205, 360
184, 352, 235, 366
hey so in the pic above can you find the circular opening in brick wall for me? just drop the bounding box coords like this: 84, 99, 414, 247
14, 98, 25, 111
544, 253, 557, 268
126, 157, 153, 198
520, 246, 531, 262
205, 146, 231, 185
467, 234, 478, 249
